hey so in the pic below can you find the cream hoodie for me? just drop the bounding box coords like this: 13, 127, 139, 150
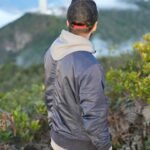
50, 30, 95, 61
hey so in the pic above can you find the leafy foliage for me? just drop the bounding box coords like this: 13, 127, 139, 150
0, 64, 47, 143
106, 34, 150, 104
106, 34, 150, 149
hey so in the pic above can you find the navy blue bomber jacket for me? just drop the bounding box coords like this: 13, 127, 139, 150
44, 30, 111, 150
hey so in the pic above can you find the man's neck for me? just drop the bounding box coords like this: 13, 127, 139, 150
77, 33, 91, 39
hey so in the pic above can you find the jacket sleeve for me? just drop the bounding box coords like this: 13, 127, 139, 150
79, 64, 111, 150
44, 51, 57, 128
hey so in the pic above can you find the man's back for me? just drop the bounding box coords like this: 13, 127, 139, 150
44, 30, 111, 150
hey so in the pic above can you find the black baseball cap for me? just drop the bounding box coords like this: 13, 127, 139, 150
67, 0, 98, 28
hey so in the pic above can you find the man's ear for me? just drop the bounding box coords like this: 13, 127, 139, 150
66, 20, 69, 27
92, 21, 98, 32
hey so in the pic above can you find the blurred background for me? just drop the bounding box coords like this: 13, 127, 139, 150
0, 0, 150, 66
0, 0, 150, 150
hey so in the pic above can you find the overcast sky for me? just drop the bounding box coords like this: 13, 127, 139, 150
0, 0, 138, 28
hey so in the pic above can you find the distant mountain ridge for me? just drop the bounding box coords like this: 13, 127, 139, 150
0, 2, 150, 66
0, 13, 65, 65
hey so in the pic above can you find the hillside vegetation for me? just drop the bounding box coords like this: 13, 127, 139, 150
99, 9, 150, 43
0, 13, 66, 65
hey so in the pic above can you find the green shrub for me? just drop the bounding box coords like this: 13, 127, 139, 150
106, 34, 150, 105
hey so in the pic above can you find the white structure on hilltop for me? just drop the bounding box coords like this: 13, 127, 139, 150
38, 0, 67, 16
39, 0, 48, 14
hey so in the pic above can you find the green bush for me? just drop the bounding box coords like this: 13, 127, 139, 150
0, 64, 47, 143
106, 34, 150, 105
0, 83, 47, 143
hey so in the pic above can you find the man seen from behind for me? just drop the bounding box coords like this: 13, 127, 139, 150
44, 0, 111, 149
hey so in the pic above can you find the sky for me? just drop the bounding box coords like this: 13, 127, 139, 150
0, 0, 138, 28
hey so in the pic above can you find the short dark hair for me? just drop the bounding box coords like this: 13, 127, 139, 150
67, 0, 98, 34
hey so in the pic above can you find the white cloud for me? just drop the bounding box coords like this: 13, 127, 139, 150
0, 10, 23, 28
96, 0, 138, 10
63, 0, 138, 10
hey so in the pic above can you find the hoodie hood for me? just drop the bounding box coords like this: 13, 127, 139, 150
50, 30, 95, 60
